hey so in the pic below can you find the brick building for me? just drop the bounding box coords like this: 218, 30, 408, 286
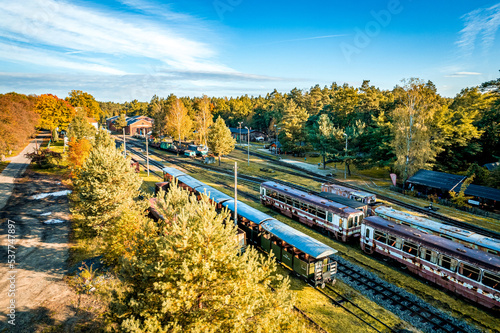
106, 115, 153, 135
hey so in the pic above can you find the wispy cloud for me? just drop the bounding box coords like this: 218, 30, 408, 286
457, 3, 500, 55
445, 71, 483, 78
0, 0, 231, 74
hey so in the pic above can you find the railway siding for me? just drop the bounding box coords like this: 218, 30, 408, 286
333, 255, 481, 333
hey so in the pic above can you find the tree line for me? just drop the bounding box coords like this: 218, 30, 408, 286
99, 76, 499, 188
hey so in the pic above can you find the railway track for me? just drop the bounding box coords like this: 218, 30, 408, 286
235, 147, 500, 239
333, 256, 480, 333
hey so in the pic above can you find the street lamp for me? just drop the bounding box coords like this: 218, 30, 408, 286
343, 133, 348, 179
245, 126, 251, 166
238, 122, 243, 144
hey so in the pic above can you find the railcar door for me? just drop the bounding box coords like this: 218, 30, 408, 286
364, 226, 373, 246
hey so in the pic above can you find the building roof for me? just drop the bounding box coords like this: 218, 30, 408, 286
261, 219, 338, 259
484, 162, 500, 171
229, 127, 250, 134
407, 169, 500, 202
407, 169, 465, 192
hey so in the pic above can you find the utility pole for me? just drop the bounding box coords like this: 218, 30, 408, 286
123, 127, 126, 159
234, 161, 238, 226
146, 134, 150, 176
245, 126, 250, 166
238, 122, 243, 144
344, 133, 348, 179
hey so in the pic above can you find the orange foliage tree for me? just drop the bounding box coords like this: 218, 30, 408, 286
0, 93, 39, 155
68, 137, 92, 177
35, 94, 75, 132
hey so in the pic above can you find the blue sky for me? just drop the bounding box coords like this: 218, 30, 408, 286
0, 0, 499, 102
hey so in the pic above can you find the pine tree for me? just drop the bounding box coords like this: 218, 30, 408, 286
114, 113, 128, 132
67, 110, 96, 140
207, 116, 236, 165
110, 182, 306, 333
308, 114, 336, 168
71, 138, 142, 235
279, 101, 309, 154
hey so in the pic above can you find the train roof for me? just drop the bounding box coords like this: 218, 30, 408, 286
322, 183, 375, 198
162, 166, 186, 178
364, 216, 500, 273
194, 184, 233, 204
261, 219, 338, 259
222, 200, 274, 225
374, 206, 500, 253
178, 176, 206, 190
262, 181, 362, 215
317, 192, 367, 210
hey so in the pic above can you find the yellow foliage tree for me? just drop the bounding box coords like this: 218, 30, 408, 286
68, 137, 92, 177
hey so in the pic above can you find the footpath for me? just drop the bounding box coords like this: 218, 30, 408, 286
0, 136, 43, 211
0, 134, 78, 331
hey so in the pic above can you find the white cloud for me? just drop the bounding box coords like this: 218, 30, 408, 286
445, 71, 483, 78
0, 0, 231, 73
457, 3, 500, 55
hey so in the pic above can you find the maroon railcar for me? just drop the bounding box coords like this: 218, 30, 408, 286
361, 216, 500, 309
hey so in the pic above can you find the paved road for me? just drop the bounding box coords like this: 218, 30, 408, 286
0, 137, 43, 211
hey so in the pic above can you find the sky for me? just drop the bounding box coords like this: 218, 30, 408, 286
0, 0, 499, 102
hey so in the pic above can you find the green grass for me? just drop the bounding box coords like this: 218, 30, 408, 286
0, 160, 9, 173
139, 170, 163, 194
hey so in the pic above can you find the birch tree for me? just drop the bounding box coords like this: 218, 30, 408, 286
194, 95, 213, 146
207, 116, 236, 165
392, 78, 438, 185
166, 98, 192, 143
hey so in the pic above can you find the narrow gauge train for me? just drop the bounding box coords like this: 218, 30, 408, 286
317, 191, 369, 216
374, 206, 500, 256
260, 181, 365, 242
361, 216, 500, 309
321, 183, 376, 204
157, 167, 338, 287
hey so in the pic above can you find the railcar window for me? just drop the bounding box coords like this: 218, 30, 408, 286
482, 271, 500, 291
300, 202, 307, 211
317, 209, 326, 220
286, 196, 292, 205
309, 206, 317, 215
327, 212, 333, 223
374, 230, 387, 243
458, 263, 481, 282
387, 235, 402, 249
347, 217, 353, 228
277, 194, 285, 202
419, 248, 438, 263
438, 255, 458, 272
269, 190, 277, 198
402, 240, 418, 255
292, 199, 300, 208
440, 234, 453, 241
355, 216, 358, 226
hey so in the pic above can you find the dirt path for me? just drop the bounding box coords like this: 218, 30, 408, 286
0, 170, 75, 332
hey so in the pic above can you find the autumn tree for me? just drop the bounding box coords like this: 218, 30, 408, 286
68, 137, 92, 176
0, 93, 39, 155
35, 94, 75, 133
194, 95, 213, 146
207, 116, 236, 165
279, 101, 309, 154
71, 131, 142, 235
114, 113, 128, 132
66, 90, 103, 120
110, 182, 305, 333
166, 98, 192, 143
